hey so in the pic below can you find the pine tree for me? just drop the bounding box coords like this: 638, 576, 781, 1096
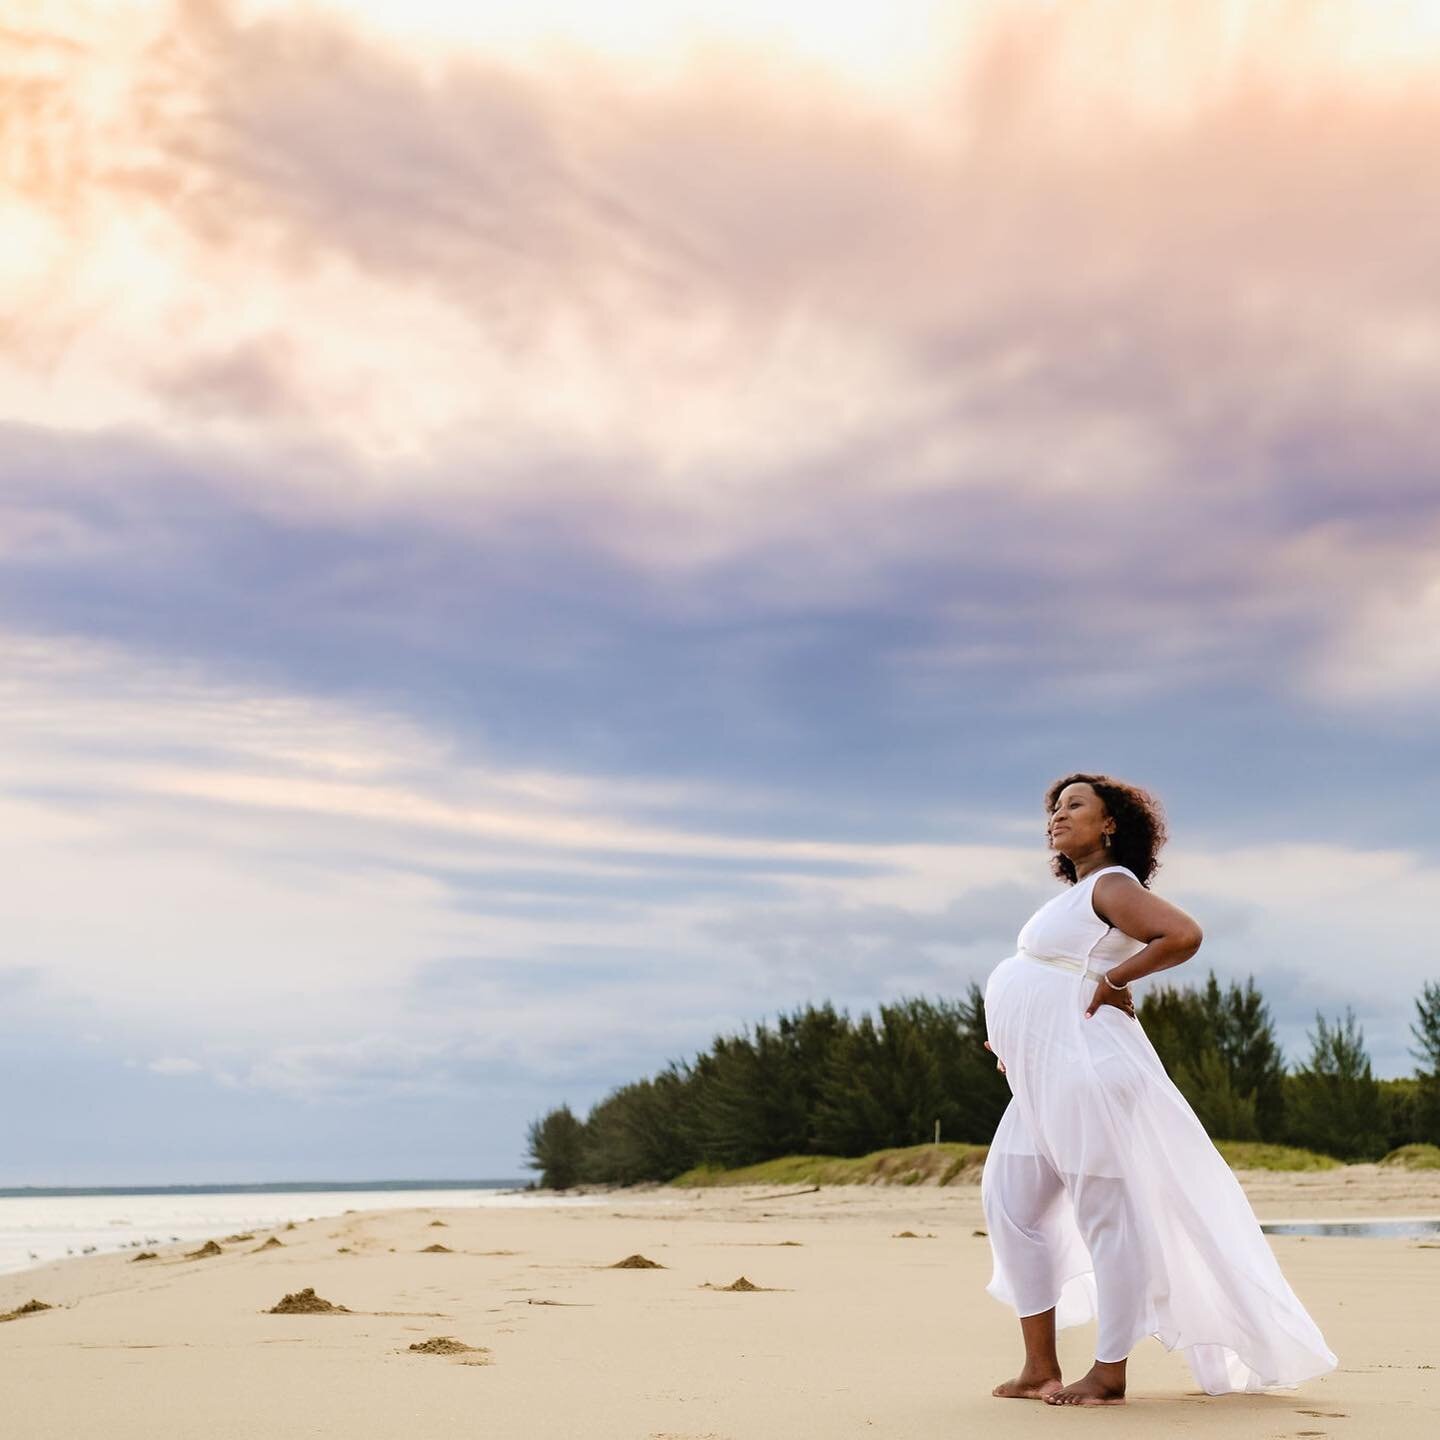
525, 1104, 586, 1190
1173, 1047, 1259, 1141
687, 1004, 851, 1168
685, 1033, 776, 1170
1286, 1009, 1386, 1160
1138, 972, 1284, 1141
812, 1012, 930, 1155
1410, 981, 1440, 1145
1379, 1077, 1421, 1152
1213, 976, 1287, 1140
811, 992, 1009, 1154
1138, 981, 1213, 1077
580, 1070, 698, 1184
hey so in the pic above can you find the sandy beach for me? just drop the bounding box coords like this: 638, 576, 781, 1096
3, 1167, 1437, 1439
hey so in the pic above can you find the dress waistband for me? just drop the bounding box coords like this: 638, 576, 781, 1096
1017, 946, 1114, 982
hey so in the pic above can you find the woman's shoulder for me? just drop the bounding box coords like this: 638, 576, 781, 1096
1082, 866, 1144, 910
1088, 864, 1142, 886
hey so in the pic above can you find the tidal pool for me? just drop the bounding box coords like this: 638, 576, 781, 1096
1260, 1217, 1440, 1238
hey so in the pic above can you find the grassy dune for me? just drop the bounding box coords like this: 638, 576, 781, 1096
1380, 1143, 1440, 1169
669, 1143, 988, 1189
668, 1138, 1349, 1187
1213, 1141, 1343, 1171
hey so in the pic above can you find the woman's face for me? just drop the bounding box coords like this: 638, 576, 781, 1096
1047, 782, 1114, 856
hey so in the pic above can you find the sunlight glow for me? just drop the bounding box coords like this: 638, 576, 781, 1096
231, 0, 959, 97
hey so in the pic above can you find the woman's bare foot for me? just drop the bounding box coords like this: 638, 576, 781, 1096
992, 1368, 1063, 1400
1044, 1363, 1126, 1406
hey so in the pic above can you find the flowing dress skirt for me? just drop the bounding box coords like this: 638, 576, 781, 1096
981, 953, 1337, 1394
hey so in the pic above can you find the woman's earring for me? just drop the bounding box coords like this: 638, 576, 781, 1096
1103, 833, 1111, 849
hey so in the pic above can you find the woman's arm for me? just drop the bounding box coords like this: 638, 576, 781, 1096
1093, 873, 1203, 987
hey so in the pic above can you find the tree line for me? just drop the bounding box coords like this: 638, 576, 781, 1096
525, 977, 1440, 1189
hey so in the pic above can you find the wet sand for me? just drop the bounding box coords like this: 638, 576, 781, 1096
2, 1166, 1437, 1438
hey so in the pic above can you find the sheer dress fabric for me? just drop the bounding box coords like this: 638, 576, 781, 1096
981, 865, 1337, 1395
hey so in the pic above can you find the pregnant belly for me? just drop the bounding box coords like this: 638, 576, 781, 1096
983, 953, 1091, 1082
982, 955, 1028, 1058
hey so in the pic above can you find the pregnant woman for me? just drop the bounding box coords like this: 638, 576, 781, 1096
981, 772, 1335, 1405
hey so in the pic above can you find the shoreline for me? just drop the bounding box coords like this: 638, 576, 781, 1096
0, 1179, 531, 1199
4, 1176, 1438, 1438
0, 1184, 590, 1279
7, 1158, 1440, 1282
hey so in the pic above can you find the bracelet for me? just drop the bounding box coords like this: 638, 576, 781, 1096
1104, 972, 1130, 991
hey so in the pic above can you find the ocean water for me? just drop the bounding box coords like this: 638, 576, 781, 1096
0, 1182, 608, 1277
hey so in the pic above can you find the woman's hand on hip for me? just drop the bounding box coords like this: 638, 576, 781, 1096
983, 1040, 1006, 1074
1086, 978, 1136, 1020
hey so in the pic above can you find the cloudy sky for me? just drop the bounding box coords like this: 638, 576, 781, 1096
3, 0, 1438, 1184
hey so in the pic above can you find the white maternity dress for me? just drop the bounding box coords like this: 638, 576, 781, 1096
981, 864, 1336, 1395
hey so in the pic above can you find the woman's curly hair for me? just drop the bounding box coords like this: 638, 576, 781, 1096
1045, 772, 1168, 887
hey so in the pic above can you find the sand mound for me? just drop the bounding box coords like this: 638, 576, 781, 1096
420, 1243, 453, 1253
428, 1220, 448, 1227
892, 1231, 936, 1239
1, 1299, 53, 1322
408, 1336, 486, 1356
252, 1237, 284, 1252
131, 1251, 158, 1262
702, 1276, 772, 1292
609, 1254, 664, 1269
222, 1233, 254, 1243
186, 1240, 223, 1259
283, 1222, 296, 1231
268, 1287, 350, 1314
